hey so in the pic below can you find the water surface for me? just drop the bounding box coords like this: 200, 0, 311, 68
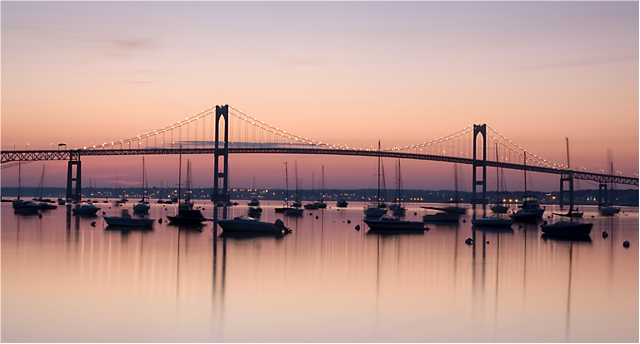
2, 201, 638, 342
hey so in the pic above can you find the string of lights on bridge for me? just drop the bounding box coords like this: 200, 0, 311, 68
73, 105, 625, 175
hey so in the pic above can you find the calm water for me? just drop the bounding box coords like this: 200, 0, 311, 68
2, 200, 638, 342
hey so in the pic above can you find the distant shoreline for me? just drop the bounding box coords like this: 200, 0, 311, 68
2, 186, 638, 206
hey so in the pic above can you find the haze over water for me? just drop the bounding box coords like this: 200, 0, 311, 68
2, 201, 637, 342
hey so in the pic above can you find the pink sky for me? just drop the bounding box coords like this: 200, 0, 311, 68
2, 2, 638, 191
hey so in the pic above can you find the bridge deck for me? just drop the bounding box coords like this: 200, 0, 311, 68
1, 148, 637, 186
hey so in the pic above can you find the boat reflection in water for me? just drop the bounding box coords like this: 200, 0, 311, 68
103, 209, 153, 228
364, 214, 425, 231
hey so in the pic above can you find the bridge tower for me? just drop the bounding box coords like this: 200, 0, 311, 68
66, 153, 82, 201
472, 124, 487, 211
598, 183, 608, 205
212, 105, 230, 204
559, 172, 574, 210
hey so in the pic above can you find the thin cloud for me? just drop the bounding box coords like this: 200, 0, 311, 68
515, 54, 638, 70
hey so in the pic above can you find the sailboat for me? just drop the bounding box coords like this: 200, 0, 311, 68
248, 176, 260, 206
304, 172, 320, 209
474, 146, 512, 228
552, 138, 583, 218
443, 163, 466, 214
364, 141, 388, 217
34, 165, 57, 209
133, 157, 150, 213
167, 150, 207, 225
284, 161, 303, 216
491, 144, 509, 214
598, 162, 621, 216
13, 161, 41, 214
313, 166, 327, 209
247, 176, 262, 217
391, 159, 406, 216
510, 151, 545, 222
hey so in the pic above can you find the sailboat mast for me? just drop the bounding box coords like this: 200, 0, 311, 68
495, 143, 500, 199
377, 140, 381, 205
524, 151, 528, 195
398, 159, 403, 206
454, 163, 458, 203
18, 160, 21, 199
283, 162, 289, 205
178, 145, 182, 203
295, 160, 299, 202
566, 138, 571, 170
321, 165, 325, 201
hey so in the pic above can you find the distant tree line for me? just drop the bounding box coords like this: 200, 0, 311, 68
2, 187, 638, 206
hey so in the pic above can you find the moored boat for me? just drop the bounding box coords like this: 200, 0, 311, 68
14, 200, 41, 214
103, 209, 153, 227
598, 204, 620, 216
336, 199, 348, 208
541, 221, 592, 237
364, 204, 387, 217
217, 216, 291, 234
167, 209, 208, 225
509, 210, 539, 222
72, 203, 100, 215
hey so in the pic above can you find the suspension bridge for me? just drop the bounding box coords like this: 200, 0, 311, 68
2, 105, 637, 204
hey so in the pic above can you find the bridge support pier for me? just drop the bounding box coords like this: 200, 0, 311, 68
212, 105, 230, 205
598, 183, 608, 206
559, 172, 574, 211
66, 154, 81, 201
472, 124, 487, 214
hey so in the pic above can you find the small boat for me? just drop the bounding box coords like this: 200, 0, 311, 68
103, 209, 153, 227
304, 202, 319, 210
217, 216, 291, 234
552, 208, 583, 218
541, 221, 592, 237
167, 209, 208, 225
598, 204, 620, 216
336, 199, 348, 208
72, 203, 101, 215
364, 204, 387, 217
364, 214, 425, 230
491, 203, 509, 214
519, 195, 545, 217
365, 141, 388, 217
471, 217, 514, 228
133, 157, 150, 214
13, 200, 41, 214
248, 197, 260, 206
314, 200, 327, 209
422, 211, 460, 223
509, 210, 540, 222
57, 198, 66, 205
